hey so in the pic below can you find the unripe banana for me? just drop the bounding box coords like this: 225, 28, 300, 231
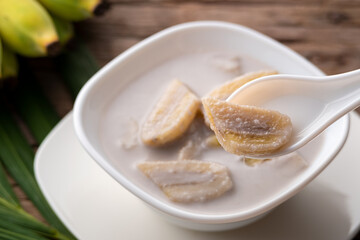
0, 0, 60, 57
37, 0, 109, 22
50, 14, 74, 46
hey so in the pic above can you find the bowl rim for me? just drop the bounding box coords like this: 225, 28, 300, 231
73, 21, 350, 224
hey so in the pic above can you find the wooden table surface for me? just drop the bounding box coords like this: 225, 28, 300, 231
17, 0, 360, 238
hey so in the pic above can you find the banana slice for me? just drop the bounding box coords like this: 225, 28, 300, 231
178, 140, 198, 160
205, 70, 278, 100
137, 160, 232, 203
244, 157, 271, 167
202, 70, 278, 126
202, 97, 292, 157
204, 135, 221, 148
141, 80, 200, 146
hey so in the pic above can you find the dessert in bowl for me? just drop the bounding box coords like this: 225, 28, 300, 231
73, 21, 349, 231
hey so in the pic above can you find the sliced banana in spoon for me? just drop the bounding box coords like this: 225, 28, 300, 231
202, 97, 292, 157
137, 160, 232, 203
202, 70, 278, 126
141, 80, 200, 146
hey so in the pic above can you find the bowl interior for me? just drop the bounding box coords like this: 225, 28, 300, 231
74, 21, 349, 223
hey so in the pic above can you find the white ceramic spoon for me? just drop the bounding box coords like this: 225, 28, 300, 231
227, 69, 360, 158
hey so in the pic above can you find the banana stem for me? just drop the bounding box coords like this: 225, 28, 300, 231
93, 0, 110, 16
56, 38, 99, 97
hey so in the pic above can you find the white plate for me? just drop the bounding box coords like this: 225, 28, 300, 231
35, 112, 360, 240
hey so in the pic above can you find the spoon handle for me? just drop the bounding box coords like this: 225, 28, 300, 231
325, 69, 360, 118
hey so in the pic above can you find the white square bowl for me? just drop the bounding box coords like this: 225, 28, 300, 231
73, 21, 349, 231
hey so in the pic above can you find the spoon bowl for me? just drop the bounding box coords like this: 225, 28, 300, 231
227, 69, 360, 158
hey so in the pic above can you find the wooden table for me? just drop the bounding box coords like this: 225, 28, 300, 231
17, 0, 360, 238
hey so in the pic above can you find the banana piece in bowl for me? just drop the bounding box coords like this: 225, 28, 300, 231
137, 160, 232, 203
202, 97, 292, 157
141, 80, 200, 146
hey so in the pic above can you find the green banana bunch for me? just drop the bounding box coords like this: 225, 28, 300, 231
0, 0, 60, 57
50, 14, 74, 46
37, 0, 109, 22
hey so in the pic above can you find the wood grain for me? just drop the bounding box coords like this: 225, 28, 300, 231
110, 0, 360, 7
75, 2, 360, 75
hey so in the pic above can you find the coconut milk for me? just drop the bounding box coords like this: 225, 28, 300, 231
99, 51, 313, 215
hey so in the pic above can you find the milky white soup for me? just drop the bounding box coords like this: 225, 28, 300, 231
99, 51, 314, 215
